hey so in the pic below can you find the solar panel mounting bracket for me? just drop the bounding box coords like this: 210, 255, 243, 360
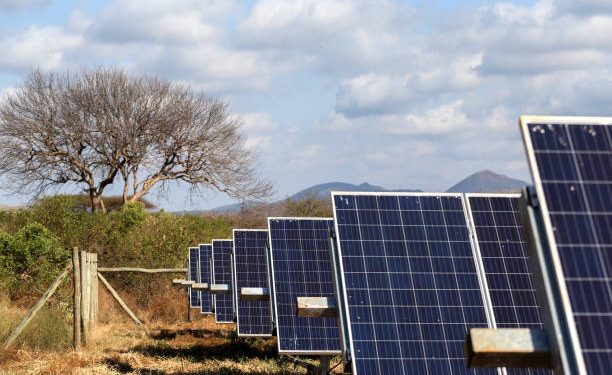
465, 328, 552, 369
191, 283, 209, 291
240, 287, 269, 301
209, 284, 230, 294
296, 297, 338, 318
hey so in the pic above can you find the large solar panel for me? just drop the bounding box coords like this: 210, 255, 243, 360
521, 116, 612, 374
465, 193, 549, 375
232, 229, 273, 336
268, 217, 342, 355
188, 247, 201, 308
199, 243, 213, 314
332, 192, 497, 375
212, 239, 234, 324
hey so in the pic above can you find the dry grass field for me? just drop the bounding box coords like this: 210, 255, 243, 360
0, 287, 342, 375
0, 315, 330, 374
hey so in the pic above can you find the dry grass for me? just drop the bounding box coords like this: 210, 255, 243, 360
0, 314, 336, 374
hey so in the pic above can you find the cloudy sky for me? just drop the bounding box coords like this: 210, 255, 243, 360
0, 0, 611, 210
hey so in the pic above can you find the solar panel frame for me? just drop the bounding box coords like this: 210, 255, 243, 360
465, 193, 550, 375
232, 229, 273, 337
331, 191, 500, 375
267, 217, 342, 355
520, 115, 612, 374
212, 239, 235, 324
188, 246, 201, 308
199, 243, 214, 314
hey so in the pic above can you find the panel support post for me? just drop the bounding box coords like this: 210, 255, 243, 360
319, 356, 331, 375
72, 247, 81, 350
465, 328, 552, 368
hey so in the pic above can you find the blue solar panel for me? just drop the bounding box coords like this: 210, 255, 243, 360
199, 244, 213, 314
233, 229, 273, 336
212, 239, 234, 324
466, 194, 550, 375
268, 217, 342, 355
188, 247, 201, 308
332, 192, 497, 375
521, 117, 612, 374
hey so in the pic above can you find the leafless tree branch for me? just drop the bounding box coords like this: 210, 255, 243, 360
0, 68, 273, 211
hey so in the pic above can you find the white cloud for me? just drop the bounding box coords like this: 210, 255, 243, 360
384, 101, 470, 136
0, 0, 610, 207
0, 26, 82, 73
89, 0, 237, 45
240, 112, 278, 133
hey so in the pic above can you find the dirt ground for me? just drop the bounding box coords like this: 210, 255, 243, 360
0, 315, 336, 375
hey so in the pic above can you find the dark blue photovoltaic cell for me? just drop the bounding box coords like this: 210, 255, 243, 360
468, 195, 550, 375
188, 247, 201, 308
199, 244, 213, 314
525, 122, 612, 374
213, 240, 234, 323
268, 218, 341, 354
233, 230, 272, 336
333, 193, 496, 375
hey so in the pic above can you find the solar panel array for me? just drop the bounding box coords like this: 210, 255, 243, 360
268, 218, 342, 354
212, 239, 234, 324
199, 243, 213, 314
188, 247, 201, 308
521, 118, 612, 374
233, 229, 273, 336
178, 115, 611, 374
332, 193, 496, 375
466, 194, 549, 375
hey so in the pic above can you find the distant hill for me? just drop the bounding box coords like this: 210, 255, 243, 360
445, 170, 528, 193
201, 170, 527, 213
289, 181, 420, 200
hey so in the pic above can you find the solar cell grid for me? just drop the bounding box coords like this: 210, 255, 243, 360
466, 194, 550, 375
332, 192, 498, 375
213, 239, 234, 324
188, 247, 201, 308
521, 117, 612, 374
199, 244, 213, 314
233, 229, 272, 336
268, 217, 342, 354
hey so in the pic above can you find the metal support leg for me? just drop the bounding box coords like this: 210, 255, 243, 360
319, 356, 331, 375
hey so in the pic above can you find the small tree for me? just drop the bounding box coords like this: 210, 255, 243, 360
0, 68, 272, 211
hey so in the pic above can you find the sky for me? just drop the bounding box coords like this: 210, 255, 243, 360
0, 0, 611, 211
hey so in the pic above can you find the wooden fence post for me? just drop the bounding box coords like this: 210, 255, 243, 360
91, 253, 98, 329
80, 251, 90, 345
72, 248, 81, 350
97, 273, 143, 325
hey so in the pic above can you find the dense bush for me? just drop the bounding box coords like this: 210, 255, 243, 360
0, 222, 68, 299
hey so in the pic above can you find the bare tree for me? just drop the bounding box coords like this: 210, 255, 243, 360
0, 68, 272, 212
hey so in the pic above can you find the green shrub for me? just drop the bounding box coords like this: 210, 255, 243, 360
0, 222, 69, 299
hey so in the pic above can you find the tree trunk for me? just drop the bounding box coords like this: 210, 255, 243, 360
90, 191, 107, 213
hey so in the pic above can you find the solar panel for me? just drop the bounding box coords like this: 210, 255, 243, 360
267, 217, 342, 355
521, 116, 612, 374
232, 229, 273, 336
331, 192, 497, 375
188, 246, 201, 308
465, 193, 550, 375
212, 239, 234, 324
199, 243, 213, 314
